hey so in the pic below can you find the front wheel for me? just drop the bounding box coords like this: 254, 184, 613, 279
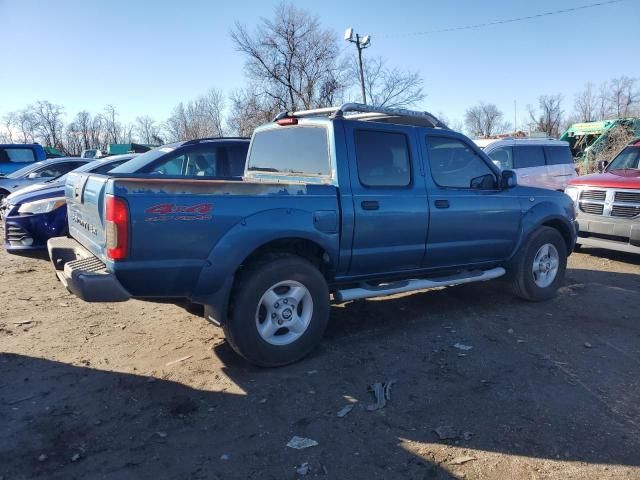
508, 227, 567, 301
224, 254, 330, 367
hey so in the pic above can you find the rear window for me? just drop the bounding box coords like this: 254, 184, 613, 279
0, 148, 35, 164
248, 127, 329, 177
545, 146, 572, 165
514, 146, 545, 169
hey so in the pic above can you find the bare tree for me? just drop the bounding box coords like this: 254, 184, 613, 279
227, 87, 281, 137
574, 83, 598, 122
464, 103, 506, 137
528, 94, 563, 137
353, 56, 425, 108
607, 76, 639, 118
103, 105, 121, 144
164, 88, 227, 142
135, 115, 161, 144
29, 101, 65, 148
231, 3, 342, 112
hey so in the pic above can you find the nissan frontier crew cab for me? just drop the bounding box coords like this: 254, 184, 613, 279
48, 104, 577, 367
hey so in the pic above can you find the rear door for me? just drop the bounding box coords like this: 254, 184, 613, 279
544, 145, 575, 190
513, 145, 547, 188
344, 123, 428, 276
424, 135, 521, 268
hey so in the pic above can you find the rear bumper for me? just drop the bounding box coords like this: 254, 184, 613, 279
47, 237, 131, 302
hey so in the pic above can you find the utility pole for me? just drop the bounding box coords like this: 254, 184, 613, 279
344, 28, 371, 105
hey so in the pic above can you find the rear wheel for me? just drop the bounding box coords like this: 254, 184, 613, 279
508, 227, 567, 301
224, 254, 330, 367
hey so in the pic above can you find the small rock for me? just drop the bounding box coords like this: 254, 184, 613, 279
295, 462, 310, 475
58, 302, 69, 307
450, 455, 477, 465
336, 405, 354, 418
94, 420, 101, 426
584, 342, 593, 348
258, 398, 267, 404
71, 453, 81, 462
434, 425, 458, 440
307, 370, 318, 375
462, 431, 474, 441
517, 339, 525, 344
453, 343, 472, 351
507, 328, 514, 334
220, 454, 230, 461
287, 436, 319, 450
156, 431, 168, 438
38, 453, 48, 462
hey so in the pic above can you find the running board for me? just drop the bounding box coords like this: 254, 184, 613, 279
333, 267, 506, 302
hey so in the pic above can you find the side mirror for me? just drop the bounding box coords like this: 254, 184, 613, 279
501, 169, 517, 189
597, 160, 609, 173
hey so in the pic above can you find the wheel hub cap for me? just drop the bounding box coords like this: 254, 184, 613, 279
255, 281, 313, 346
532, 243, 559, 288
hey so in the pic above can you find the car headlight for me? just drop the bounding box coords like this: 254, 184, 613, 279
18, 197, 66, 215
564, 187, 579, 203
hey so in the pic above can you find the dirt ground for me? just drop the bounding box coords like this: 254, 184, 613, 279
1, 246, 639, 480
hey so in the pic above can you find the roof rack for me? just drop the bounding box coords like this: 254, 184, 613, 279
273, 102, 448, 129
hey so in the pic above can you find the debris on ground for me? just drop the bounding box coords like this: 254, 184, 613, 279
71, 453, 81, 462
517, 339, 526, 344
258, 398, 267, 404
13, 320, 33, 325
307, 370, 318, 375
287, 436, 319, 450
220, 454, 230, 461
156, 431, 168, 438
295, 462, 311, 475
165, 355, 192, 366
336, 405, 354, 418
584, 342, 593, 348
37, 454, 48, 462
434, 426, 459, 440
507, 328, 514, 334
462, 431, 474, 441
453, 343, 473, 351
450, 455, 477, 465
367, 380, 397, 411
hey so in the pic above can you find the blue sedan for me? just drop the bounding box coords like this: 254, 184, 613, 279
1, 154, 137, 253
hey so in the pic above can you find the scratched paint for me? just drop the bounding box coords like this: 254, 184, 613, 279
113, 179, 313, 197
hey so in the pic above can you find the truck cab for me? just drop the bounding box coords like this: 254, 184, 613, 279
565, 139, 640, 254
0, 144, 47, 176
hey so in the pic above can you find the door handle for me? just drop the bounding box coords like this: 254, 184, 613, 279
434, 199, 450, 209
361, 200, 379, 210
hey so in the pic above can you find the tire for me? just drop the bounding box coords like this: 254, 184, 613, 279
224, 254, 330, 367
508, 226, 567, 302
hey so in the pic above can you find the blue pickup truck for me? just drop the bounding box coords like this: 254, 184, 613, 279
48, 105, 577, 366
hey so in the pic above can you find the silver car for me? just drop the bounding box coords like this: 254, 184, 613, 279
0, 157, 89, 201
483, 138, 577, 191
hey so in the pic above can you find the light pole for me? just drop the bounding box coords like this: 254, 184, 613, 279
344, 27, 371, 105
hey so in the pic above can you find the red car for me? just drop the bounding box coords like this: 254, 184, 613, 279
564, 139, 640, 254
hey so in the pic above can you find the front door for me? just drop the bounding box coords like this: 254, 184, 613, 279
345, 124, 429, 276
423, 135, 521, 268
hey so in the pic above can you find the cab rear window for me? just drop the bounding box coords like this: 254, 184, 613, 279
247, 127, 330, 177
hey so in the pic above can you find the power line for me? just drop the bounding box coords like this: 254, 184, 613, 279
376, 0, 626, 38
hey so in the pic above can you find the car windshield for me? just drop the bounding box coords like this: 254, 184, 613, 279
608, 146, 640, 170
4, 163, 40, 179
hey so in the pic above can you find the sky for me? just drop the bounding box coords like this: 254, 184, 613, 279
0, 0, 638, 129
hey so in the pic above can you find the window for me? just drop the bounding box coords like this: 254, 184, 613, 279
35, 161, 85, 178
91, 160, 128, 174
0, 148, 36, 163
514, 146, 545, 168
608, 146, 640, 170
487, 147, 513, 170
247, 127, 329, 176
354, 130, 411, 187
225, 144, 249, 177
427, 137, 496, 189
544, 146, 572, 166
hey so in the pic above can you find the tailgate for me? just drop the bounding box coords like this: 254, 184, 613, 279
65, 172, 110, 261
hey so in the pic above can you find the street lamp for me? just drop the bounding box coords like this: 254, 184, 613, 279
345, 27, 372, 105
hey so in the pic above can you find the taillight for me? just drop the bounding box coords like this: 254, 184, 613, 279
276, 117, 298, 126
105, 195, 128, 260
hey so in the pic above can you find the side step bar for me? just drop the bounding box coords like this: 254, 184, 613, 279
333, 267, 506, 302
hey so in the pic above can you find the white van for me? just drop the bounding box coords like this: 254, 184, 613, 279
482, 138, 577, 191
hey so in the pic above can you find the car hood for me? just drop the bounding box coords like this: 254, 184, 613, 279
5, 182, 65, 205
569, 169, 640, 189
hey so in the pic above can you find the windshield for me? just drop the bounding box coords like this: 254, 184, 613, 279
5, 162, 41, 179
608, 146, 640, 170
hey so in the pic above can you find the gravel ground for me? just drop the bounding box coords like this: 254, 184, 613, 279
0, 246, 639, 479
